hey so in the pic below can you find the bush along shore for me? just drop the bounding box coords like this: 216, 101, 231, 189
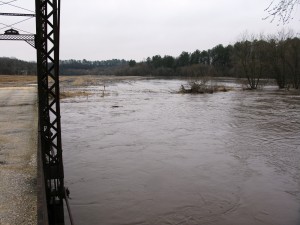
179, 78, 230, 94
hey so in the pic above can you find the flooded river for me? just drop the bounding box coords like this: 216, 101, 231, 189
62, 78, 300, 225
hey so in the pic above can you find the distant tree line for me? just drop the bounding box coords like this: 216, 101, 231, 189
119, 31, 300, 89
0, 58, 129, 76
1, 31, 299, 89
0, 57, 36, 75
60, 59, 128, 75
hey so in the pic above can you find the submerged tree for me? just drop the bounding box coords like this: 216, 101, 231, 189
285, 37, 300, 89
233, 36, 269, 89
265, 0, 300, 24
267, 30, 300, 89
267, 38, 289, 88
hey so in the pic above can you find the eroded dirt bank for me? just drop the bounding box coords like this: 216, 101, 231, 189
0, 87, 37, 225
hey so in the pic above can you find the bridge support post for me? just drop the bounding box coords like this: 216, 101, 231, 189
35, 0, 65, 224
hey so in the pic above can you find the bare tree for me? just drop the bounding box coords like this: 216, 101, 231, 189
265, 0, 300, 24
233, 34, 270, 89
285, 37, 300, 89
266, 30, 294, 88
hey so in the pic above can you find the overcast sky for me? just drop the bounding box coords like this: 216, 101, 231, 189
0, 0, 299, 61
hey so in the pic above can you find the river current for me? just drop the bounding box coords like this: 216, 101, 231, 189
62, 78, 300, 225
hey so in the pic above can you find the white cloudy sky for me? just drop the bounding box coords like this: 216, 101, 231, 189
0, 0, 299, 61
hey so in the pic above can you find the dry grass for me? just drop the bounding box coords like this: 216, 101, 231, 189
0, 75, 143, 88
60, 75, 143, 88
60, 76, 95, 87
0, 75, 133, 99
60, 90, 90, 99
0, 75, 36, 87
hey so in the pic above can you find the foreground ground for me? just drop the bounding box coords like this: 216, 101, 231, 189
0, 86, 37, 225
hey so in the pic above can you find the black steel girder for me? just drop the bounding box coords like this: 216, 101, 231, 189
0, 12, 35, 17
35, 0, 65, 224
0, 34, 35, 47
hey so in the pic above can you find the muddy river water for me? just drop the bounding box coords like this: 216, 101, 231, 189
62, 78, 300, 225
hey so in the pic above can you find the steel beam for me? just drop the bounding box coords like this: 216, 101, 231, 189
35, 0, 65, 224
0, 34, 35, 47
0, 12, 35, 17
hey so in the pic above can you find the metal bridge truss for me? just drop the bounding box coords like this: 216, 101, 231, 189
0, 12, 35, 17
35, 0, 65, 224
0, 34, 35, 48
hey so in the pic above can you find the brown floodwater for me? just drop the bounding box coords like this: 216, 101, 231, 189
62, 78, 300, 225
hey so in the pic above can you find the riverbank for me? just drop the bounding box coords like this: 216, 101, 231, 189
0, 75, 147, 99
0, 86, 37, 225
0, 75, 145, 87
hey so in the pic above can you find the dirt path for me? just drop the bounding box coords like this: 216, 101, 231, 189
0, 87, 37, 225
